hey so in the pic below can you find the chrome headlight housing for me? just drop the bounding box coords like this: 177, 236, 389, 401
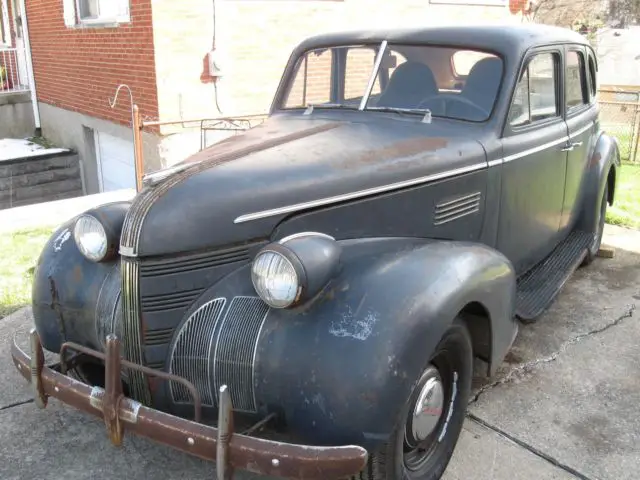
251, 232, 342, 309
72, 203, 129, 263
74, 214, 108, 262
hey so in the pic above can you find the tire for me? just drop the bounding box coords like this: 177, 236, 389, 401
358, 317, 473, 480
582, 182, 609, 267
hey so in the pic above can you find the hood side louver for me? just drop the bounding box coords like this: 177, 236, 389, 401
434, 191, 482, 226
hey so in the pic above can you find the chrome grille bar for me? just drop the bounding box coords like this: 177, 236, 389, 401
169, 298, 227, 406
120, 257, 151, 405
213, 296, 269, 413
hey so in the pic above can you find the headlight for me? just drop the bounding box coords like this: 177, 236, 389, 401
251, 232, 342, 309
73, 215, 108, 262
251, 250, 301, 308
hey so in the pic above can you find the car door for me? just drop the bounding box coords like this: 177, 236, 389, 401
496, 48, 569, 275
559, 44, 599, 233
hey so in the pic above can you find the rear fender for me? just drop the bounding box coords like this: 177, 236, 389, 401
254, 237, 517, 446
576, 131, 620, 233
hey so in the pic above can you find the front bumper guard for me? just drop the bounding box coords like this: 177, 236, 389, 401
11, 330, 368, 480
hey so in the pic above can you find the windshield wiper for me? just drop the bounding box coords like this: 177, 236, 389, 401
303, 103, 358, 115
366, 106, 433, 123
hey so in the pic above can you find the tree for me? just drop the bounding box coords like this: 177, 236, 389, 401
608, 0, 640, 27
530, 0, 606, 29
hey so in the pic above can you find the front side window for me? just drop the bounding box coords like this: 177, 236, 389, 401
508, 52, 559, 127
566, 50, 587, 110
280, 43, 504, 122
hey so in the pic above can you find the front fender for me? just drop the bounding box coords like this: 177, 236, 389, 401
31, 218, 120, 354
576, 131, 620, 233
253, 237, 516, 448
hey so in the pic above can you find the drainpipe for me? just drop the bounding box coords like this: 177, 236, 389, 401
17, 0, 41, 135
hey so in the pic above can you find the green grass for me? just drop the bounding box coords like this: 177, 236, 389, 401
25, 136, 58, 149
0, 226, 56, 319
606, 162, 640, 230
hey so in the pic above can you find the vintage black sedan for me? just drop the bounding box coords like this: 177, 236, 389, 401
12, 23, 619, 480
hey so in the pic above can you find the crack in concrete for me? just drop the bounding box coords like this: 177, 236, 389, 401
0, 398, 35, 412
467, 413, 595, 480
470, 304, 636, 405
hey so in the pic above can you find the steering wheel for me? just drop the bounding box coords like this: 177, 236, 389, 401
417, 93, 489, 119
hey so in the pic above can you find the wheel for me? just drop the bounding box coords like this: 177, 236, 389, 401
582, 182, 609, 267
358, 317, 473, 480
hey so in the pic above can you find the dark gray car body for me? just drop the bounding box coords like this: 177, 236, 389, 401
30, 24, 619, 450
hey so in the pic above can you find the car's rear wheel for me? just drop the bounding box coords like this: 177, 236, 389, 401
358, 317, 473, 480
582, 182, 609, 267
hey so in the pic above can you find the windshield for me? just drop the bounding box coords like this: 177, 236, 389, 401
280, 42, 504, 122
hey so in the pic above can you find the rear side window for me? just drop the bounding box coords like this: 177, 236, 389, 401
508, 52, 559, 127
587, 55, 597, 101
566, 50, 587, 110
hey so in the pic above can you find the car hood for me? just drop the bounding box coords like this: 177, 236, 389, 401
133, 114, 488, 256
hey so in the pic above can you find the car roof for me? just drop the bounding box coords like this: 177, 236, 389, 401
293, 23, 591, 60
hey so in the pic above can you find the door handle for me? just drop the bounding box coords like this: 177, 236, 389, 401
561, 145, 574, 152
571, 141, 583, 147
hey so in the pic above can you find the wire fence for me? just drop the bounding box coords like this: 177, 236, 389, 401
598, 89, 640, 163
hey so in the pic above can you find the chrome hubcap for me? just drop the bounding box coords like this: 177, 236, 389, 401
408, 366, 444, 444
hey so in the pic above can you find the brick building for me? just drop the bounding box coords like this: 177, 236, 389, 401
3, 0, 530, 195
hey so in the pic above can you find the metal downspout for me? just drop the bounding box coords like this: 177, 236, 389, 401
17, 0, 41, 133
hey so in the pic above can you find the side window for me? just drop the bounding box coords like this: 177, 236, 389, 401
566, 50, 587, 110
508, 52, 559, 127
344, 47, 381, 103
509, 69, 530, 127
588, 55, 597, 101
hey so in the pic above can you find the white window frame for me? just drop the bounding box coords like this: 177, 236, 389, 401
63, 0, 130, 28
1, 0, 12, 47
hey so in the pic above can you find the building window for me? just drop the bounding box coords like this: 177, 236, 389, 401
64, 0, 130, 27
1, 0, 11, 46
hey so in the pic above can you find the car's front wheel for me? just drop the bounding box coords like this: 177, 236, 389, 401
358, 317, 473, 480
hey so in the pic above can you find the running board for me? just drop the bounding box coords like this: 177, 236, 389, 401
516, 230, 594, 322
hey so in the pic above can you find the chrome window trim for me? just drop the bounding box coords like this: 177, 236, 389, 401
234, 162, 487, 224
503, 136, 569, 163
569, 122, 594, 137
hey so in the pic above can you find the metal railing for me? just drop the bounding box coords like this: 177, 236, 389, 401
0, 47, 30, 95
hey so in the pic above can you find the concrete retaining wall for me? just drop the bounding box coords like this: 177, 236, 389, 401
0, 152, 84, 210
0, 93, 36, 138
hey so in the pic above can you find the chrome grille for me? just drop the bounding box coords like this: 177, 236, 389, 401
140, 288, 205, 312
140, 245, 251, 277
121, 258, 151, 405
169, 298, 227, 405
434, 192, 482, 226
213, 296, 269, 413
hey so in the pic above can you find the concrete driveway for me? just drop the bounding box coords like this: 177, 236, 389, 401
1, 224, 638, 480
